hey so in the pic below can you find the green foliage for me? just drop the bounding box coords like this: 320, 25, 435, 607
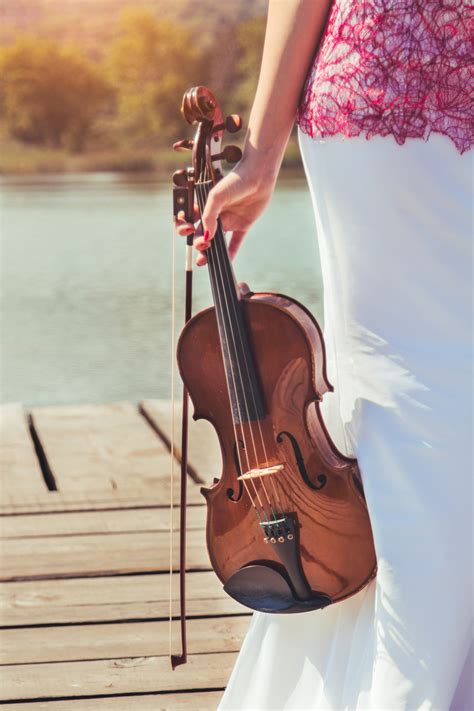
233, 16, 266, 115
104, 9, 203, 143
0, 36, 112, 152
0, 4, 303, 174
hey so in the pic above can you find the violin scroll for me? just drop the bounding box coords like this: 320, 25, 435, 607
181, 86, 218, 125
175, 86, 243, 185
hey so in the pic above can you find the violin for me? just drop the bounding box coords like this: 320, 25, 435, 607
171, 87, 376, 667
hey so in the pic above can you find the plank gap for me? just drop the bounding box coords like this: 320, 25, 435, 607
0, 687, 226, 705
27, 415, 57, 492
4, 529, 188, 541
0, 503, 205, 518
2, 566, 211, 584
0, 650, 234, 668
1, 612, 250, 631
138, 403, 203, 485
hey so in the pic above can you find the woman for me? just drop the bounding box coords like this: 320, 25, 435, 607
177, 1, 472, 708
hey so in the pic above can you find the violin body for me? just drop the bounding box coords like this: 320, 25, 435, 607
178, 290, 377, 612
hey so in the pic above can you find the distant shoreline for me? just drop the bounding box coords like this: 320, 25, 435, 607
0, 136, 304, 177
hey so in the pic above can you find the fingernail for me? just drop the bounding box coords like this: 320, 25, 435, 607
204, 229, 210, 242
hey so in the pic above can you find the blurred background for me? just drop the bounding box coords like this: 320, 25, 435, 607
0, 0, 323, 408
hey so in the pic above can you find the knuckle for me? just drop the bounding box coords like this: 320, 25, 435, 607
207, 184, 226, 208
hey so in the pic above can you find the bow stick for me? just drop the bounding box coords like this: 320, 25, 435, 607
171, 167, 194, 669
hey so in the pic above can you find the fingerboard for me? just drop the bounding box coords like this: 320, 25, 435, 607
195, 181, 266, 424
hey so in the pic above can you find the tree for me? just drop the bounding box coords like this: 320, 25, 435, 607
233, 16, 266, 115
0, 37, 112, 152
104, 9, 204, 143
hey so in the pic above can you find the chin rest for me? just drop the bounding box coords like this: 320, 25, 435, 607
223, 564, 332, 614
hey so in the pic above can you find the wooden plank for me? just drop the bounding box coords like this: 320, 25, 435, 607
0, 403, 47, 499
0, 505, 207, 538
141, 400, 222, 486
0, 651, 237, 701
10, 691, 223, 710
30, 402, 201, 503
1, 616, 249, 664
0, 491, 195, 514
0, 571, 247, 626
0, 529, 210, 581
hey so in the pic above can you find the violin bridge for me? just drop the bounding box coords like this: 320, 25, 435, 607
237, 464, 284, 481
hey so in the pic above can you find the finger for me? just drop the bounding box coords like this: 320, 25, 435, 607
176, 214, 204, 238
196, 252, 208, 267
176, 206, 200, 222
175, 210, 193, 226
228, 230, 247, 261
238, 281, 251, 297
175, 209, 193, 228
201, 171, 245, 239
194, 218, 204, 236
194, 232, 211, 252
177, 223, 195, 237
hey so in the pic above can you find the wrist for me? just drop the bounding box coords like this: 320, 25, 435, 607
239, 130, 288, 189
237, 149, 279, 194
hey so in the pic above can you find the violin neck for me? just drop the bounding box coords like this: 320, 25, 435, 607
196, 181, 265, 424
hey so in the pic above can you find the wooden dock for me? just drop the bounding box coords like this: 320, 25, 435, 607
0, 400, 250, 708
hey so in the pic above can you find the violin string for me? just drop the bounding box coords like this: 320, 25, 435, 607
194, 182, 254, 488
196, 182, 266, 516
195, 181, 265, 518
200, 178, 282, 519
210, 208, 285, 516
204, 234, 265, 514
207, 222, 261, 479
198, 178, 274, 519
210, 219, 281, 517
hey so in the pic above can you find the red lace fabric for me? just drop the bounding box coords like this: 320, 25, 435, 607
297, 0, 473, 154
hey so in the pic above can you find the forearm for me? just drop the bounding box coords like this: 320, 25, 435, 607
197, 1, 334, 246
244, 0, 333, 175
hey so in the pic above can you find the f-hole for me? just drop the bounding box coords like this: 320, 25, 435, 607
277, 430, 327, 491
227, 439, 244, 502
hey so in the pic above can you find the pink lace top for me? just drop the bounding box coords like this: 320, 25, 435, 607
297, 0, 473, 154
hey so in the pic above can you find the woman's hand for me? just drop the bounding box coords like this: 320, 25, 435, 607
175, 155, 277, 266
175, 0, 334, 266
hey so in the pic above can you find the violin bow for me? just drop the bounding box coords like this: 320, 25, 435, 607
170, 166, 195, 669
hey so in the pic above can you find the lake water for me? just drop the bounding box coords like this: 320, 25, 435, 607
0, 174, 323, 407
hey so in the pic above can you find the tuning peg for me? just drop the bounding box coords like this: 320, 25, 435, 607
212, 145, 242, 164
212, 114, 243, 134
225, 114, 243, 133
223, 145, 242, 163
173, 139, 193, 152
172, 169, 189, 187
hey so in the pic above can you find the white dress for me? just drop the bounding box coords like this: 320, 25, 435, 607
218, 130, 473, 710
